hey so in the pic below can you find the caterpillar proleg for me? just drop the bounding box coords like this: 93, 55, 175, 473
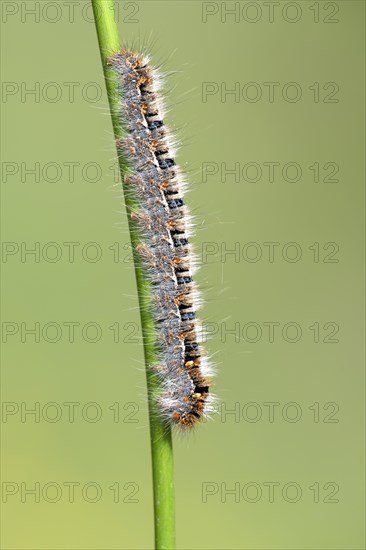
108, 49, 214, 428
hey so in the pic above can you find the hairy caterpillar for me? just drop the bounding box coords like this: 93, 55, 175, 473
107, 49, 214, 428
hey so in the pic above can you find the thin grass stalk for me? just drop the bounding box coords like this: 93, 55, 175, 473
92, 2, 176, 548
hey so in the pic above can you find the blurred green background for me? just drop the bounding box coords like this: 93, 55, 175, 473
1, 1, 364, 549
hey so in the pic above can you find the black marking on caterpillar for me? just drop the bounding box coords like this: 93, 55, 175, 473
108, 49, 214, 429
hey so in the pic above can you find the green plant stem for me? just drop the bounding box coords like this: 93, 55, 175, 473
92, 2, 175, 549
